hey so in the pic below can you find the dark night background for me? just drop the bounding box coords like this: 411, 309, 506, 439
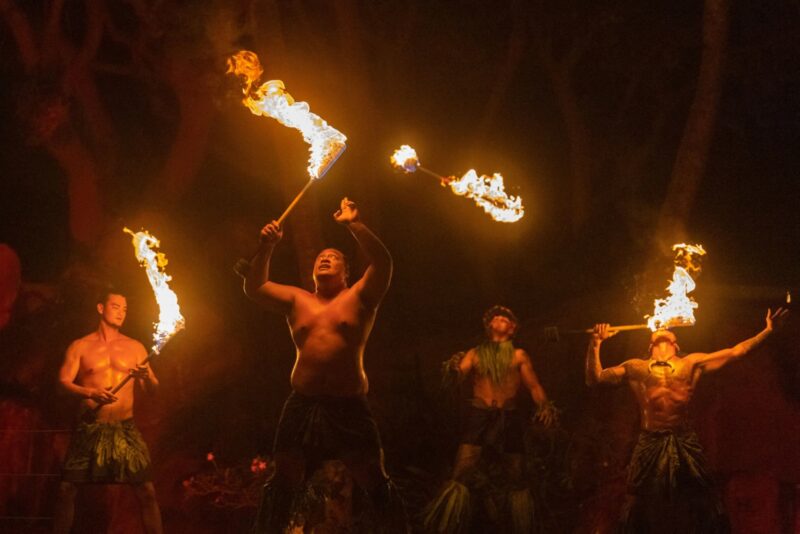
0, 1, 798, 532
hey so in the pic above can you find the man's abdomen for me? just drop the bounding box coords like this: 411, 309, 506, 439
290, 353, 367, 397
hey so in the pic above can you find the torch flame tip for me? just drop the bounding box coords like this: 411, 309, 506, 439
126, 227, 185, 353
228, 50, 347, 180
646, 243, 706, 331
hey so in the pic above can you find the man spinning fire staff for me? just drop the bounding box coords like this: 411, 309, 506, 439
243, 197, 408, 533
425, 305, 557, 534
586, 308, 788, 533
54, 289, 162, 534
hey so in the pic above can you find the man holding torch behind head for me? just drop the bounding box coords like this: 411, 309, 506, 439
425, 306, 557, 534
243, 198, 408, 533
54, 289, 162, 534
587, 308, 788, 533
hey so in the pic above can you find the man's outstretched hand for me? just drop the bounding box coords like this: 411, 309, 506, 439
333, 197, 359, 225
765, 307, 789, 332
259, 220, 283, 246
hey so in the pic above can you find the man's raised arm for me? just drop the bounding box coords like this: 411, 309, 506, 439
689, 308, 788, 372
585, 323, 626, 386
243, 220, 302, 314
334, 198, 392, 308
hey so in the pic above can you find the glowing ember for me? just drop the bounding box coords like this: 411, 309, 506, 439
389, 144, 524, 223
646, 243, 706, 331
227, 50, 347, 179
446, 170, 524, 223
390, 145, 419, 173
124, 228, 185, 353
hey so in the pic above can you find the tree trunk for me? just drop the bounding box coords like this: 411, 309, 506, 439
656, 0, 729, 248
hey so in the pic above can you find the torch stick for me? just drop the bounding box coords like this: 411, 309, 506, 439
84, 349, 160, 420
234, 143, 346, 279
107, 350, 158, 395
276, 179, 314, 226
417, 165, 451, 183
233, 177, 320, 279
543, 323, 691, 342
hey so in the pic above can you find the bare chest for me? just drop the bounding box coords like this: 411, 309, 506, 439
290, 294, 366, 342
629, 359, 697, 397
79, 341, 137, 378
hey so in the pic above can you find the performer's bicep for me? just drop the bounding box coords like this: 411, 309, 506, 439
688, 349, 736, 373
598, 365, 626, 384
519, 353, 541, 388
353, 264, 392, 309
250, 281, 300, 312
458, 349, 476, 374
59, 342, 81, 383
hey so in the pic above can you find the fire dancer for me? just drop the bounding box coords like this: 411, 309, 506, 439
54, 289, 162, 534
243, 198, 407, 533
586, 308, 788, 533
425, 305, 557, 534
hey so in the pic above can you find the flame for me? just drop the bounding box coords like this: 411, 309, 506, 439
390, 144, 524, 223
646, 243, 706, 331
124, 228, 185, 353
446, 170, 524, 223
227, 50, 347, 179
390, 145, 419, 173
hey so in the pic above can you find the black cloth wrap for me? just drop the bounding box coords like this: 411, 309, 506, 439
618, 429, 729, 534
459, 398, 525, 454
273, 391, 383, 459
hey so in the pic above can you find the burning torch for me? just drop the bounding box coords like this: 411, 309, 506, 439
227, 51, 347, 277
544, 244, 706, 342
106, 228, 185, 395
390, 145, 524, 223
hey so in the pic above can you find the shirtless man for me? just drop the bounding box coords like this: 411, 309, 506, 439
425, 305, 557, 534
54, 290, 161, 534
244, 198, 407, 533
586, 308, 788, 533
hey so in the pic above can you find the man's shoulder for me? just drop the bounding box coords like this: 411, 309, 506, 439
621, 358, 650, 371
512, 347, 531, 362
70, 332, 98, 347
116, 334, 146, 350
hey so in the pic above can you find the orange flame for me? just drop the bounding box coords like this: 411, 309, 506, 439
124, 228, 185, 353
390, 144, 524, 222
646, 243, 706, 331
446, 170, 524, 223
227, 50, 346, 179
390, 145, 419, 173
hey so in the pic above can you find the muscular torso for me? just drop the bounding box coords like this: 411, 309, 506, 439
73, 333, 145, 422
470, 351, 524, 407
287, 288, 375, 397
624, 356, 702, 430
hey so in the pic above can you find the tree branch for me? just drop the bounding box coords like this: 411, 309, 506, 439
0, 0, 40, 70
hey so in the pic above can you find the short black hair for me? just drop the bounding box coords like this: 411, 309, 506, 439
97, 286, 126, 305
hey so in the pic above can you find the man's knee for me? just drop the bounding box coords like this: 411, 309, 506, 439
452, 444, 482, 482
